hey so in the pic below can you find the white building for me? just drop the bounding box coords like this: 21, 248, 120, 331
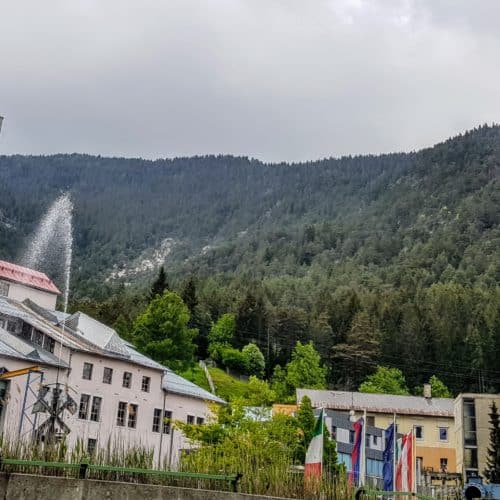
0, 259, 224, 467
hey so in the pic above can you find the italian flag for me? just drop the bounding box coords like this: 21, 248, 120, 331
305, 408, 324, 479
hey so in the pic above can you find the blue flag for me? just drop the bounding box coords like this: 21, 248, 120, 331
383, 423, 394, 491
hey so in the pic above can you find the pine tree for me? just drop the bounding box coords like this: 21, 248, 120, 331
181, 277, 198, 313
234, 291, 267, 350
333, 311, 381, 390
182, 277, 210, 359
149, 266, 168, 301
484, 401, 500, 484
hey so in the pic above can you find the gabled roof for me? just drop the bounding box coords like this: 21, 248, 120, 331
0, 260, 60, 295
297, 389, 454, 417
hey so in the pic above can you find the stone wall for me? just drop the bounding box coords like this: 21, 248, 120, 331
0, 473, 288, 500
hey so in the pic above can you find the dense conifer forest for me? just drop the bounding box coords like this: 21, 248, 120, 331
0, 125, 499, 394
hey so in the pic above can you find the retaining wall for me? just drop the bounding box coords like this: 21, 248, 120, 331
0, 473, 288, 500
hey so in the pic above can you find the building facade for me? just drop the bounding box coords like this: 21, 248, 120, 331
0, 260, 224, 467
454, 393, 500, 483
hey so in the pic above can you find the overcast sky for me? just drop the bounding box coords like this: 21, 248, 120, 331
1, 0, 500, 162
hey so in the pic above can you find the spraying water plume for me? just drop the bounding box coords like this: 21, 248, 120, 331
21, 193, 73, 313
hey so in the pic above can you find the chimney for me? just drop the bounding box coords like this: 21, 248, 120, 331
423, 383, 432, 399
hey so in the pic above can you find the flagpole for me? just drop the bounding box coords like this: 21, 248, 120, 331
412, 425, 416, 494
321, 404, 325, 477
360, 408, 367, 486
392, 412, 396, 492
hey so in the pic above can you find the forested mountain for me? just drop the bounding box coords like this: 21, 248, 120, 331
0, 124, 499, 393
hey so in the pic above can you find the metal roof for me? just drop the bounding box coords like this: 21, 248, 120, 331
0, 297, 84, 351
0, 296, 225, 403
62, 312, 129, 357
0, 326, 69, 368
0, 260, 60, 294
297, 389, 454, 417
162, 369, 225, 404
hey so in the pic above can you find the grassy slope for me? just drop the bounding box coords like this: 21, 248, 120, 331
181, 365, 249, 402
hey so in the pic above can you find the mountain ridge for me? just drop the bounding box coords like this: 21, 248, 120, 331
0, 124, 498, 297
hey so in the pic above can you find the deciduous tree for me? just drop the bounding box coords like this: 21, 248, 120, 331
132, 291, 196, 371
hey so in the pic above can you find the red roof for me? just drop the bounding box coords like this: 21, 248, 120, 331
0, 260, 60, 295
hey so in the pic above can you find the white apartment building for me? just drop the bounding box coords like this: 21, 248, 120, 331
0, 259, 224, 467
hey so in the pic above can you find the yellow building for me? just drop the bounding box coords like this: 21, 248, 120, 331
272, 403, 298, 416
297, 388, 457, 477
454, 393, 500, 483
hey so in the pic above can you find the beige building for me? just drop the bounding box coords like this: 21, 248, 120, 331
454, 393, 500, 483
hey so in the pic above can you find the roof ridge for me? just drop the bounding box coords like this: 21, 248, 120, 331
0, 260, 60, 295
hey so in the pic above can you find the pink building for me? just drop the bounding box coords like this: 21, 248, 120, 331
0, 260, 224, 467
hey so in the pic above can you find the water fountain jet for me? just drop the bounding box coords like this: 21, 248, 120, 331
21, 193, 73, 313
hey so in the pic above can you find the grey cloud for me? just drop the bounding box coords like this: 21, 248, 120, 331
0, 0, 499, 162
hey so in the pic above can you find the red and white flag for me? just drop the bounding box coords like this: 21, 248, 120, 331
395, 430, 414, 492
305, 408, 324, 479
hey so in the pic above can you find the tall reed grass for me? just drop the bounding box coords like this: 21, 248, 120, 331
0, 434, 354, 498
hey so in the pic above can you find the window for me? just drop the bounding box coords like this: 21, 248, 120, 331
196, 417, 205, 425
187, 415, 195, 424
128, 404, 138, 429
464, 399, 477, 447
82, 362, 93, 380
20, 322, 31, 339
87, 438, 97, 455
439, 427, 448, 442
43, 336, 55, 353
0, 319, 4, 328
90, 396, 102, 422
0, 281, 9, 297
103, 367, 113, 384
440, 458, 448, 471
141, 376, 151, 392
163, 410, 172, 434
366, 415, 375, 427
33, 330, 44, 346
331, 425, 337, 439
6, 321, 16, 333
373, 435, 378, 446
117, 401, 127, 426
79, 394, 90, 420
152, 408, 162, 433
464, 448, 478, 469
122, 371, 132, 388
349, 430, 355, 444
415, 425, 423, 440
